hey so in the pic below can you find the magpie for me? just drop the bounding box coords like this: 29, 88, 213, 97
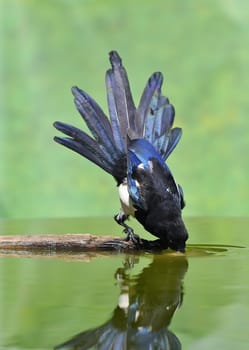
53, 51, 188, 252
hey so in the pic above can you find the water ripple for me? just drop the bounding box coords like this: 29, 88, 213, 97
185, 243, 245, 257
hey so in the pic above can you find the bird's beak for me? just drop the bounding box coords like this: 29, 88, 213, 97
177, 247, 185, 253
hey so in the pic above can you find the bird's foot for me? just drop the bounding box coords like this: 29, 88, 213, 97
114, 213, 142, 246
123, 226, 142, 245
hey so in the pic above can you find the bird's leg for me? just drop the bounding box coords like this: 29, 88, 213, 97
114, 212, 141, 244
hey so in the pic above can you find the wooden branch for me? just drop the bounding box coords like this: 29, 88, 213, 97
0, 233, 164, 258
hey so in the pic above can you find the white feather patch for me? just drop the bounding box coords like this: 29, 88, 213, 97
118, 181, 136, 216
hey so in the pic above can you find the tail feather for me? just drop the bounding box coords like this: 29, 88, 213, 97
163, 127, 182, 160
150, 96, 169, 140
106, 72, 126, 153
135, 72, 179, 160
54, 51, 182, 182
107, 51, 136, 144
154, 133, 170, 159
156, 97, 175, 138
137, 72, 163, 136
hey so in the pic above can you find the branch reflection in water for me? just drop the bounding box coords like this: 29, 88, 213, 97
55, 254, 188, 350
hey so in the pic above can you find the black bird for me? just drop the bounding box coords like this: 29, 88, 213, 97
53, 51, 188, 252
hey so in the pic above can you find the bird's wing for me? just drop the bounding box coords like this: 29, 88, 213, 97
127, 139, 181, 210
127, 139, 166, 211
54, 321, 126, 350
177, 184, 186, 209
53, 121, 116, 174
128, 138, 166, 169
72, 86, 115, 148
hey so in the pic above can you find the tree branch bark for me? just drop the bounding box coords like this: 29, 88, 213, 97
0, 233, 164, 257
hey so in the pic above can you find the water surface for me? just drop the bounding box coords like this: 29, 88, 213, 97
0, 217, 248, 349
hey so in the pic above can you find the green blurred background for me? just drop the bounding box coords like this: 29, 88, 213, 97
1, 0, 248, 219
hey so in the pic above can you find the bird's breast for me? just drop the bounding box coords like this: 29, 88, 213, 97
118, 181, 136, 217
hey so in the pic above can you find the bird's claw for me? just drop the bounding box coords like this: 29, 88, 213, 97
114, 213, 142, 246
123, 227, 141, 245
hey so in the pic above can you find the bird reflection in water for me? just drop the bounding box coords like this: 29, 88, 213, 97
55, 254, 188, 350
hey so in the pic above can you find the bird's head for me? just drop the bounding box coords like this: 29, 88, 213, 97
147, 213, 188, 253
165, 219, 188, 253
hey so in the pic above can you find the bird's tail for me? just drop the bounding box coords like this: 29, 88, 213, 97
54, 51, 182, 183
